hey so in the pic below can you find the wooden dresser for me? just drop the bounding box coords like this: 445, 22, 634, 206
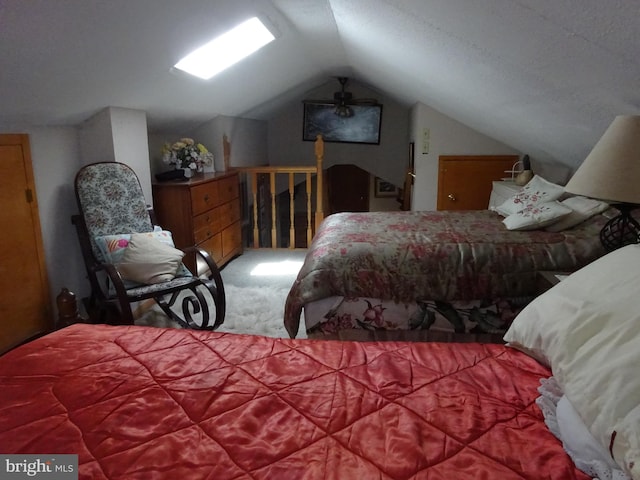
152, 171, 242, 274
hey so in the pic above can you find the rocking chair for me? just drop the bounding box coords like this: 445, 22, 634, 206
72, 162, 225, 329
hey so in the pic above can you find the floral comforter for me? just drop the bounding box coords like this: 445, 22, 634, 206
284, 210, 607, 338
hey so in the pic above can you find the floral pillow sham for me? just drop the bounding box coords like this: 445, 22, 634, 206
494, 175, 564, 217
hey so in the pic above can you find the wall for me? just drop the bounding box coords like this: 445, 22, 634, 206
267, 79, 410, 188
80, 107, 152, 203
193, 115, 268, 170
369, 175, 401, 211
149, 115, 268, 177
110, 108, 152, 202
409, 102, 521, 211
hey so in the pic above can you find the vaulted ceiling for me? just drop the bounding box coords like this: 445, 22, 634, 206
1, 0, 638, 168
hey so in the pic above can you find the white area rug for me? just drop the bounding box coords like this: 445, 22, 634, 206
136, 284, 305, 339
218, 285, 306, 339
136, 249, 308, 338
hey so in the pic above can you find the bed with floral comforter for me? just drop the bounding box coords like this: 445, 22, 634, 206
284, 210, 607, 340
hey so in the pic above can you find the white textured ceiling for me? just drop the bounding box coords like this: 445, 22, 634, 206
0, 0, 638, 167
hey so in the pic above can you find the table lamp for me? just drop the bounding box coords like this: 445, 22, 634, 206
565, 115, 640, 252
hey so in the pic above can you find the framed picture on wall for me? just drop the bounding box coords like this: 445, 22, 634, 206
374, 177, 398, 197
302, 103, 382, 144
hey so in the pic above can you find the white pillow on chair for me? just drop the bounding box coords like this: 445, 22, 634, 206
117, 233, 184, 284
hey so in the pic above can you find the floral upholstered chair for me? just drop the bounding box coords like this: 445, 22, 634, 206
72, 162, 225, 329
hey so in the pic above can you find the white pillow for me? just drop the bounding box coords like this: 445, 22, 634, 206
556, 395, 630, 480
502, 200, 572, 230
545, 196, 609, 232
537, 377, 630, 480
116, 233, 184, 284
504, 244, 640, 479
494, 175, 565, 217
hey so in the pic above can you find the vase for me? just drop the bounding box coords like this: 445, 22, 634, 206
515, 169, 533, 186
183, 168, 194, 178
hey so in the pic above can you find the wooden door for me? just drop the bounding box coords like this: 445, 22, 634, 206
327, 164, 370, 213
437, 155, 519, 210
0, 134, 51, 354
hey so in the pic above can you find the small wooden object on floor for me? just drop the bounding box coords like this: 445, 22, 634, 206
56, 287, 86, 329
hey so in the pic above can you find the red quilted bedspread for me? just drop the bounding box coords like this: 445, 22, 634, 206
0, 324, 587, 479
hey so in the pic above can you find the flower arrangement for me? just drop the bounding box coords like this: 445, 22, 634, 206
161, 138, 214, 171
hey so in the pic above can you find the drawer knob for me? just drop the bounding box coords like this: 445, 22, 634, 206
204, 194, 210, 202
448, 193, 457, 201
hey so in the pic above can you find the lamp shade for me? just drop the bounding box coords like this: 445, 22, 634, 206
565, 115, 640, 204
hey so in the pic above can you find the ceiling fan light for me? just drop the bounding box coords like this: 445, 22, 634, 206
334, 105, 353, 117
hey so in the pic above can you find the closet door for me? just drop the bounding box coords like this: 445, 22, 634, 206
0, 134, 51, 354
437, 155, 519, 210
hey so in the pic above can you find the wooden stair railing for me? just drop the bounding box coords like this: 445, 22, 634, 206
234, 135, 324, 249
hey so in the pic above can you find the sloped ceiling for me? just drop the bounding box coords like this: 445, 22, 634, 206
0, 0, 638, 168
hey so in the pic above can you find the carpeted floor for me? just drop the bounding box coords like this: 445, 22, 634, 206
216, 248, 308, 338
137, 249, 308, 338
219, 248, 308, 289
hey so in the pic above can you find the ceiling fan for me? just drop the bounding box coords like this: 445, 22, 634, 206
303, 77, 379, 117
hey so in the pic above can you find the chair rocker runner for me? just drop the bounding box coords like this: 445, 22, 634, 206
72, 162, 225, 329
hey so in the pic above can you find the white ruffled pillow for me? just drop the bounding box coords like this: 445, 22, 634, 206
502, 200, 572, 231
494, 175, 565, 217
545, 196, 609, 232
504, 244, 640, 479
537, 377, 630, 480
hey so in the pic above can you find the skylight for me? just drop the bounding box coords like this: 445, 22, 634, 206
174, 17, 275, 80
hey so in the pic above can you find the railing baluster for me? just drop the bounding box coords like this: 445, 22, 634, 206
289, 173, 295, 249
270, 172, 277, 249
251, 172, 259, 248
306, 172, 312, 246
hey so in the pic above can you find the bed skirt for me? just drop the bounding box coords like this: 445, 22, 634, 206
303, 294, 534, 342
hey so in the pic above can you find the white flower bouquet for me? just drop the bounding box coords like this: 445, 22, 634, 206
161, 138, 214, 171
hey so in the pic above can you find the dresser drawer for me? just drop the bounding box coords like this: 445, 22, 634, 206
198, 232, 223, 265
218, 175, 239, 203
219, 199, 241, 230
191, 182, 219, 216
222, 221, 242, 258
193, 208, 222, 244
